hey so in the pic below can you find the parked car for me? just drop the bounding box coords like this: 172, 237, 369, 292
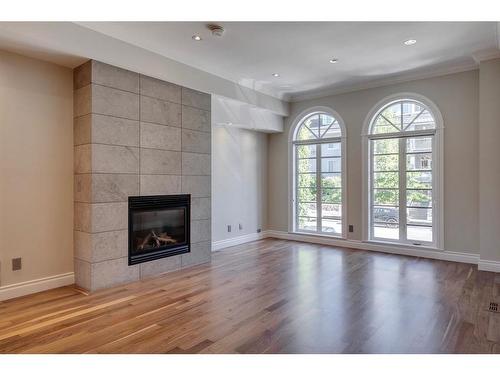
373, 207, 398, 227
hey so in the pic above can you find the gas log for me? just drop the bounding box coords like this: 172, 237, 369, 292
138, 230, 177, 250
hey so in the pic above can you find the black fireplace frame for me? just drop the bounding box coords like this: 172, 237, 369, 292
128, 194, 190, 265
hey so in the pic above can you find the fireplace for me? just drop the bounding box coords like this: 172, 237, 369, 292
128, 195, 190, 265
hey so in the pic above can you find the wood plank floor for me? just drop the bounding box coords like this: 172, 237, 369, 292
1, 238, 499, 354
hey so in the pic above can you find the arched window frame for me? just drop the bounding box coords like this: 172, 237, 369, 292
362, 93, 444, 249
288, 106, 347, 238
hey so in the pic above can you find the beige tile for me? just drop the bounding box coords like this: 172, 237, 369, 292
74, 258, 92, 291
140, 148, 181, 175
191, 219, 211, 243
74, 231, 92, 262
92, 230, 128, 263
75, 174, 92, 203
74, 202, 91, 233
182, 129, 211, 154
74, 144, 92, 174
140, 122, 181, 151
74, 115, 91, 146
74, 61, 91, 90
92, 114, 139, 147
140, 175, 181, 195
191, 197, 211, 220
90, 202, 128, 233
92, 174, 139, 202
139, 255, 181, 279
75, 230, 128, 263
140, 75, 181, 103
182, 152, 211, 176
74, 85, 91, 117
182, 87, 211, 111
181, 241, 211, 268
182, 106, 211, 133
92, 61, 139, 93
91, 257, 139, 291
140, 96, 181, 127
92, 144, 139, 174
182, 175, 211, 197
92, 84, 139, 120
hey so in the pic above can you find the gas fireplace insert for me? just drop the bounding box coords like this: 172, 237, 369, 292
128, 195, 190, 265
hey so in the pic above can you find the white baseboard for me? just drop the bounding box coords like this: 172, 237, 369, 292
0, 272, 75, 302
264, 230, 480, 265
478, 259, 500, 273
212, 232, 266, 251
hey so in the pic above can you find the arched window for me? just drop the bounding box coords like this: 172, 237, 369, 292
364, 95, 443, 247
291, 108, 346, 237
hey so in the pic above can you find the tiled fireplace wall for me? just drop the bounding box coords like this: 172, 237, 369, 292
73, 60, 211, 291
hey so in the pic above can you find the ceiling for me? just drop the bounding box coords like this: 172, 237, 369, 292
79, 22, 500, 101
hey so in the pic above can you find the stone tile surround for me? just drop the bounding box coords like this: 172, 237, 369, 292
73, 60, 211, 291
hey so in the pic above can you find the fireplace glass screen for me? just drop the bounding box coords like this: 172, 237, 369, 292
129, 195, 190, 265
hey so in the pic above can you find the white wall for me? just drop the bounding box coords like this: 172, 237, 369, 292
212, 95, 283, 133
268, 70, 480, 255
212, 124, 268, 243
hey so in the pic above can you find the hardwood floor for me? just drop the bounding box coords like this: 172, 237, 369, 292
1, 238, 499, 354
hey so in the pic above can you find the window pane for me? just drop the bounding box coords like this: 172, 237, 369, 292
373, 116, 398, 134
407, 153, 432, 170
321, 203, 342, 219
297, 188, 316, 202
373, 225, 399, 240
406, 137, 432, 153
321, 142, 341, 157
372, 138, 399, 154
373, 205, 399, 239
297, 173, 316, 188
298, 216, 317, 231
296, 124, 316, 140
407, 171, 432, 189
304, 114, 320, 137
296, 144, 316, 158
407, 208, 432, 226
374, 189, 399, 206
402, 102, 424, 129
404, 110, 436, 132
298, 158, 316, 173
374, 171, 399, 188
321, 157, 341, 172
322, 122, 342, 138
379, 103, 402, 130
374, 154, 399, 171
298, 202, 317, 217
321, 173, 341, 188
321, 219, 342, 234
318, 114, 335, 137
407, 225, 433, 243
321, 188, 342, 204
373, 206, 399, 226
407, 190, 432, 207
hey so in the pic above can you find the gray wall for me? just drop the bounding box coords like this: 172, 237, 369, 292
479, 58, 500, 263
212, 125, 267, 242
268, 70, 479, 255
73, 60, 211, 291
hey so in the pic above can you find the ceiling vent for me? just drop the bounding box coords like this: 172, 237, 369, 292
207, 24, 225, 37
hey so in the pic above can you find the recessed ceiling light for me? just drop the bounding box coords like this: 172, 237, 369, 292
404, 39, 417, 46
272, 73, 280, 77
192, 35, 202, 41
329, 58, 339, 64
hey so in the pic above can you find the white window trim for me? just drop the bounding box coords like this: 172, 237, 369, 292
361, 93, 444, 250
288, 106, 347, 238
